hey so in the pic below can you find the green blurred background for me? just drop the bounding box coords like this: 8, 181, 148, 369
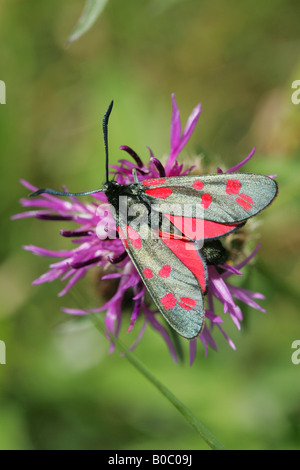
0, 0, 300, 450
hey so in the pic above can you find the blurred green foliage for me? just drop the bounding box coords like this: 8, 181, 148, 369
0, 0, 300, 450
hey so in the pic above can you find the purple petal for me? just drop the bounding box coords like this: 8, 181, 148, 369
132, 285, 146, 300
150, 155, 166, 177
228, 285, 266, 312
101, 273, 124, 280
58, 269, 87, 296
219, 264, 244, 275
144, 306, 178, 362
63, 307, 104, 315
205, 309, 224, 324
226, 147, 256, 173
60, 229, 92, 238
32, 269, 65, 285
128, 321, 147, 350
189, 339, 197, 366
23, 245, 73, 258
170, 93, 182, 152
222, 243, 261, 279
209, 267, 236, 310
127, 299, 141, 332
199, 327, 218, 355
166, 95, 201, 173
71, 255, 102, 269
12, 210, 51, 220
119, 146, 144, 168
217, 325, 236, 350
19, 179, 38, 192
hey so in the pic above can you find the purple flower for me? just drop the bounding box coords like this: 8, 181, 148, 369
14, 95, 269, 364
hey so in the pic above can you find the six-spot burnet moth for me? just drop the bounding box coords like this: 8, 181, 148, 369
30, 101, 278, 340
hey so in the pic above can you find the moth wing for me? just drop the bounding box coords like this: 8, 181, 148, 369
141, 173, 278, 224
117, 206, 206, 339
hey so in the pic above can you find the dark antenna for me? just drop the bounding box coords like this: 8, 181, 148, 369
29, 187, 105, 198
29, 101, 114, 198
103, 100, 114, 183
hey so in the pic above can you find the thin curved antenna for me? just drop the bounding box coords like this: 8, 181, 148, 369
29, 187, 104, 198
103, 100, 114, 183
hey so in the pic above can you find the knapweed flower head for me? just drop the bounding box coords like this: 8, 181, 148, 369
14, 95, 271, 364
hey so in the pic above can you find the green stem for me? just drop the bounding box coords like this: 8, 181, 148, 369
91, 314, 226, 450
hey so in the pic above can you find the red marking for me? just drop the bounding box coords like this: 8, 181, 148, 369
225, 179, 254, 210
145, 187, 173, 199
180, 297, 197, 306
160, 236, 207, 292
117, 226, 128, 249
239, 193, 253, 204
161, 292, 177, 309
201, 193, 212, 209
178, 302, 192, 310
192, 180, 204, 190
178, 302, 193, 310
159, 265, 171, 278
143, 268, 153, 279
226, 180, 241, 195
236, 193, 254, 211
236, 197, 252, 210
178, 297, 197, 311
165, 214, 241, 240
127, 225, 142, 249
142, 178, 167, 187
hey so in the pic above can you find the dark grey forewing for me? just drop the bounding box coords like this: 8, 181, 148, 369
143, 173, 278, 223
118, 207, 204, 339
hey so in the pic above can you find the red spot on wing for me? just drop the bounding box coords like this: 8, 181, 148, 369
239, 193, 253, 203
165, 214, 240, 240
178, 302, 193, 310
161, 292, 177, 309
160, 235, 207, 292
226, 179, 241, 195
142, 178, 167, 187
192, 180, 204, 190
159, 265, 171, 278
236, 196, 253, 210
225, 180, 254, 210
143, 268, 153, 279
200, 193, 212, 208
161, 292, 197, 312
145, 187, 173, 199
178, 297, 197, 310
180, 297, 197, 306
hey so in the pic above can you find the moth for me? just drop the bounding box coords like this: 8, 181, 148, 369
30, 101, 278, 339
